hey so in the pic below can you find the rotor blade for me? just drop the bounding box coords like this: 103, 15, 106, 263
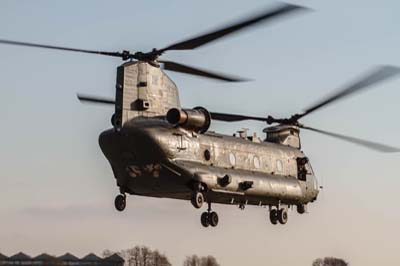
158, 3, 307, 52
160, 60, 248, 82
210, 112, 268, 122
296, 65, 400, 120
0, 39, 123, 58
77, 94, 115, 105
302, 125, 400, 153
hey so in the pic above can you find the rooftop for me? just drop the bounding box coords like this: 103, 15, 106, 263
0, 252, 124, 264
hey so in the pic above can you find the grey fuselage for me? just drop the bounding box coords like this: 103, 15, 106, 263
99, 119, 319, 207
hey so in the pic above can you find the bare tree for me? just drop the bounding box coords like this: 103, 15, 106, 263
183, 255, 219, 266
183, 255, 200, 266
119, 245, 171, 266
158, 254, 171, 266
152, 250, 170, 266
312, 257, 348, 266
128, 247, 141, 266
141, 246, 151, 266
200, 256, 219, 266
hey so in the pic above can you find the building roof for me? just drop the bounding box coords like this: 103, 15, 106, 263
3, 252, 123, 264
34, 253, 56, 261
58, 253, 79, 261
9, 252, 31, 260
82, 253, 102, 261
104, 253, 124, 262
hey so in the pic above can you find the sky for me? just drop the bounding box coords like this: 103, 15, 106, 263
1, 0, 400, 265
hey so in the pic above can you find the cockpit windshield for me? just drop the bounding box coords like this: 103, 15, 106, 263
305, 162, 314, 175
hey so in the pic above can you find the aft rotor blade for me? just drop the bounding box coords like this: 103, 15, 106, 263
77, 94, 115, 105
158, 3, 307, 52
161, 60, 248, 82
296, 65, 400, 120
302, 125, 400, 153
0, 39, 123, 58
210, 112, 268, 122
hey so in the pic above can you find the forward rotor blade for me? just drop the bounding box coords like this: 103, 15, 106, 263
296, 65, 400, 120
77, 94, 115, 105
0, 39, 123, 58
210, 112, 268, 122
158, 3, 306, 52
160, 60, 248, 82
302, 125, 400, 153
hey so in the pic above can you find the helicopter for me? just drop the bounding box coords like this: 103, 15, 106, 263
1, 3, 399, 228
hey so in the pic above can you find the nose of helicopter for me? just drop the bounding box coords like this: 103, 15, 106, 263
310, 175, 320, 202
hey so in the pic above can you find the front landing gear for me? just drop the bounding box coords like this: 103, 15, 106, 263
114, 194, 126, 211
278, 208, 288, 224
200, 202, 219, 228
269, 209, 278, 225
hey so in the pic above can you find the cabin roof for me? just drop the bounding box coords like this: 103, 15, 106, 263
205, 130, 302, 154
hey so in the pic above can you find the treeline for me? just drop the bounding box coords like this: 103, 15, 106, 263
103, 246, 346, 266
312, 257, 348, 266
102, 246, 220, 266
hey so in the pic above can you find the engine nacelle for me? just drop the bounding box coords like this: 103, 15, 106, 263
166, 107, 211, 133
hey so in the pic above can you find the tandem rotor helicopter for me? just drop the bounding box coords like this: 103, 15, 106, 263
1, 3, 400, 228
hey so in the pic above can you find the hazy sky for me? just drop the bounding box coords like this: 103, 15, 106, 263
1, 1, 400, 265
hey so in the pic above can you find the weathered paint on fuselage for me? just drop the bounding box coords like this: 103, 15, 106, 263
99, 118, 319, 207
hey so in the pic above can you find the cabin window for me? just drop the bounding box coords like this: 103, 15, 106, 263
276, 159, 283, 172
253, 156, 260, 169
229, 153, 236, 166
204, 149, 211, 161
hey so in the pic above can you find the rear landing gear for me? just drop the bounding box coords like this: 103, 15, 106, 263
209, 211, 219, 227
115, 194, 126, 211
297, 204, 306, 214
269, 207, 288, 225
200, 202, 219, 228
201, 212, 210, 227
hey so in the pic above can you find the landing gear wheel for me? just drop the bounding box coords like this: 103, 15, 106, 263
209, 211, 219, 227
278, 208, 288, 224
269, 209, 278, 225
191, 191, 204, 209
201, 212, 210, 227
297, 204, 306, 214
114, 194, 126, 212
